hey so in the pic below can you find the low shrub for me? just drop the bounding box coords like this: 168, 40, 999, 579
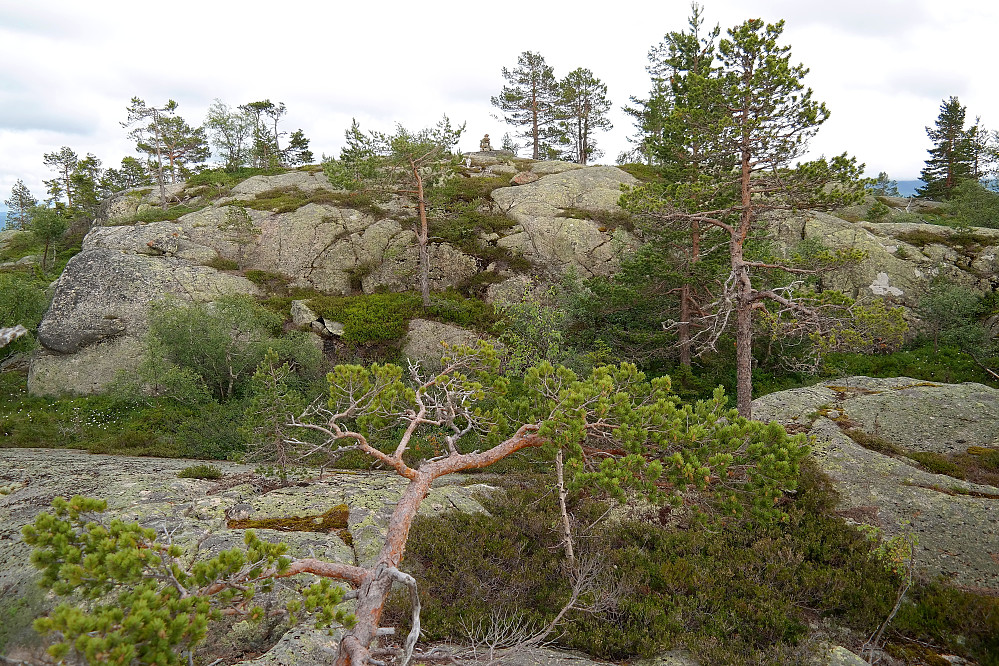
398, 463, 922, 664
204, 256, 238, 271
309, 292, 421, 343
118, 204, 207, 225
556, 206, 635, 232
177, 464, 223, 480
184, 166, 287, 192
399, 462, 996, 665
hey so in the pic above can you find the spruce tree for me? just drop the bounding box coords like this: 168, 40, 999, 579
917, 96, 974, 200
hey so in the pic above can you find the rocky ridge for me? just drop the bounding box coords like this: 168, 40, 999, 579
754, 376, 999, 590
25, 156, 999, 396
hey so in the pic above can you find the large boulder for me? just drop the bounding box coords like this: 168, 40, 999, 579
228, 171, 336, 197
180, 202, 478, 295
36, 249, 255, 356
28, 227, 258, 395
491, 166, 639, 276
754, 377, 999, 590
29, 171, 487, 394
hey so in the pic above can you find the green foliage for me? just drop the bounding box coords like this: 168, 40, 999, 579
177, 464, 223, 479
946, 178, 999, 228
906, 451, 965, 478
428, 175, 528, 275
917, 97, 976, 200
553, 67, 613, 164
614, 163, 669, 183
497, 281, 577, 373
807, 296, 908, 359
27, 205, 68, 270
241, 349, 308, 474
917, 279, 992, 354
402, 463, 925, 664
0, 272, 50, 359
204, 256, 239, 271
867, 200, 892, 221
425, 290, 498, 330
517, 362, 809, 523
556, 206, 634, 231
491, 51, 561, 159
822, 342, 998, 388
309, 292, 422, 343
23, 496, 352, 665
893, 581, 999, 664
868, 172, 900, 197
322, 119, 379, 190
4, 179, 37, 229
184, 166, 286, 193
115, 203, 208, 225
139, 295, 320, 401
307, 291, 495, 345
219, 205, 260, 268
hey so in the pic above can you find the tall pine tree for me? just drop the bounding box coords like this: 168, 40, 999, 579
553, 68, 612, 165
491, 51, 560, 159
917, 96, 974, 200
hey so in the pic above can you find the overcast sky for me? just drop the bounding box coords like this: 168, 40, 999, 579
1, 0, 996, 209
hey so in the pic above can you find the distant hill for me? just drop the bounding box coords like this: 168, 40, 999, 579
896, 180, 924, 197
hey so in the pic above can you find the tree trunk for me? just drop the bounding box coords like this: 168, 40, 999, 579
554, 448, 575, 568
335, 473, 433, 666
531, 80, 540, 161
333, 429, 545, 666
152, 111, 168, 211
735, 110, 754, 419
735, 284, 754, 419
678, 285, 692, 368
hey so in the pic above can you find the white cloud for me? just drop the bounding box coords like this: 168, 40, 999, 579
1, 0, 997, 202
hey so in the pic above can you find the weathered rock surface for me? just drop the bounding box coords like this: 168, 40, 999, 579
754, 377, 999, 590
179, 202, 478, 295
774, 212, 999, 306
491, 166, 639, 276
229, 171, 336, 197
27, 229, 258, 395
401, 318, 492, 372
0, 448, 497, 660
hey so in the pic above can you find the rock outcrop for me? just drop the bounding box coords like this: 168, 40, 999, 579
491, 165, 639, 276
774, 211, 999, 307
28, 228, 259, 395
0, 449, 497, 661
27, 164, 999, 396
29, 162, 647, 395
754, 377, 999, 590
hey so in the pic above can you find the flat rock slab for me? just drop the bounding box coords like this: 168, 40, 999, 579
0, 448, 495, 656
754, 377, 999, 590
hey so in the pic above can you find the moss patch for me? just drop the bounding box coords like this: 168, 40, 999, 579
557, 206, 635, 232
228, 504, 352, 545
231, 186, 388, 217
